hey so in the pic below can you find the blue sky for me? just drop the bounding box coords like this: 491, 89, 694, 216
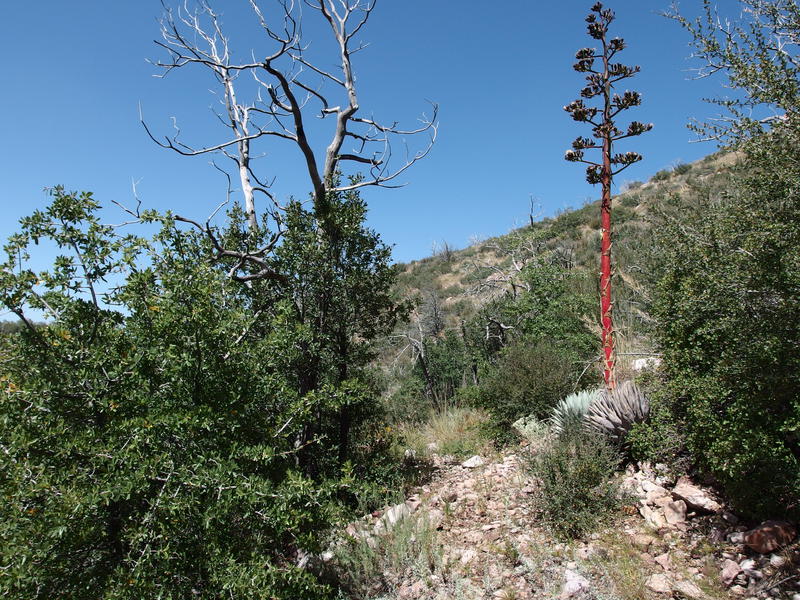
1, 1, 732, 265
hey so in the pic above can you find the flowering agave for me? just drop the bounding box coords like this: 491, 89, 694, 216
564, 2, 652, 388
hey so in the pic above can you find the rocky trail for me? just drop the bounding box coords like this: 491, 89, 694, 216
328, 447, 800, 600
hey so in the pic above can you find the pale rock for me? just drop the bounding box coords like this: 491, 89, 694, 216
672, 579, 708, 600
460, 549, 478, 564
640, 503, 668, 529
654, 552, 672, 571
560, 569, 591, 599
645, 573, 672, 594
632, 532, 657, 551
663, 499, 688, 525
729, 585, 748, 596
739, 558, 756, 570
424, 508, 444, 530
646, 488, 671, 505
721, 559, 742, 586
633, 357, 662, 371
461, 455, 486, 469
770, 554, 787, 568
672, 477, 722, 513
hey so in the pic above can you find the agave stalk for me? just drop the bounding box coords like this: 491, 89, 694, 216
564, 2, 652, 388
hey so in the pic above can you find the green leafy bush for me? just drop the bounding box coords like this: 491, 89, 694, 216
0, 188, 410, 599
527, 427, 623, 540
475, 340, 577, 442
652, 121, 800, 519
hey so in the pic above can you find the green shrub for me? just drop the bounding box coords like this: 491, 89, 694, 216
527, 427, 623, 540
652, 168, 672, 182
475, 341, 577, 443
627, 382, 690, 474
672, 162, 691, 175
652, 121, 800, 519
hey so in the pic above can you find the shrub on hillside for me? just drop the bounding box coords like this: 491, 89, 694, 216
652, 120, 800, 519
475, 340, 577, 442
527, 427, 623, 540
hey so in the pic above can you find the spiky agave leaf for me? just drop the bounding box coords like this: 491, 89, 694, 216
550, 389, 601, 436
586, 380, 650, 443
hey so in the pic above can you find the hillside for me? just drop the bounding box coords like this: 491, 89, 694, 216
388, 151, 740, 374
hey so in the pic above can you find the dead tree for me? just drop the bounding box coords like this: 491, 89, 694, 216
143, 0, 437, 279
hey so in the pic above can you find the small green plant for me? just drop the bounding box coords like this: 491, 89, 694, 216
527, 427, 623, 539
549, 388, 600, 436
330, 514, 443, 599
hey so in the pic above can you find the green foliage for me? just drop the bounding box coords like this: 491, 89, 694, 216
672, 162, 691, 175
669, 0, 800, 141
0, 187, 410, 598
627, 383, 690, 474
652, 168, 672, 182
527, 427, 623, 540
652, 120, 800, 518
550, 388, 599, 436
475, 340, 579, 443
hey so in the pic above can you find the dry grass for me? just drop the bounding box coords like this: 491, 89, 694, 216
400, 406, 493, 461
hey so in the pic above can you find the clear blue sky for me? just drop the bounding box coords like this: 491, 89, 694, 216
1, 1, 732, 264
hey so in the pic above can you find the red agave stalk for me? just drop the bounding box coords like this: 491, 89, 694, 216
564, 2, 652, 388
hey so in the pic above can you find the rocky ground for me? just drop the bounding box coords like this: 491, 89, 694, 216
327, 446, 799, 600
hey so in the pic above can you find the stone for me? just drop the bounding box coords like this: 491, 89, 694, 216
671, 477, 722, 513
460, 549, 478, 564
673, 579, 708, 600
654, 552, 672, 571
642, 480, 667, 494
645, 574, 672, 594
560, 569, 591, 599
663, 500, 688, 525
632, 533, 657, 551
640, 504, 668, 529
770, 554, 787, 568
743, 520, 797, 554
461, 455, 486, 468
646, 488, 672, 505
633, 357, 662, 371
721, 559, 742, 586
729, 585, 747, 596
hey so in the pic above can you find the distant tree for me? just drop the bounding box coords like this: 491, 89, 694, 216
564, 2, 652, 387
667, 0, 800, 142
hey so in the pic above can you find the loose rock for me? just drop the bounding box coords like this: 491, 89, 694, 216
743, 520, 797, 554
646, 573, 672, 594
672, 477, 722, 513
721, 558, 742, 586
461, 455, 486, 469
